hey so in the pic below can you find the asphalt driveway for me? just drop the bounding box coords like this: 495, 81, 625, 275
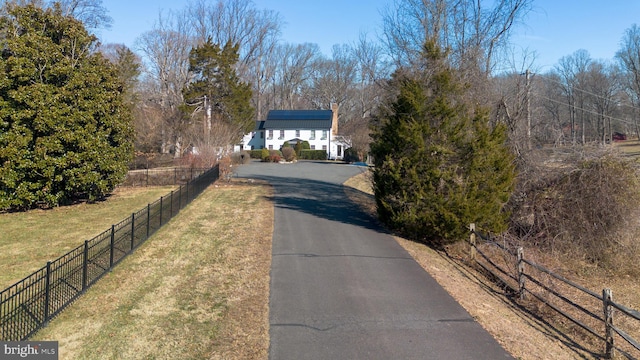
234, 161, 513, 360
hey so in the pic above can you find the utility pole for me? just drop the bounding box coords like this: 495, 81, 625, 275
204, 95, 211, 146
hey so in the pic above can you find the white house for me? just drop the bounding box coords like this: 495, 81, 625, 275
235, 104, 351, 160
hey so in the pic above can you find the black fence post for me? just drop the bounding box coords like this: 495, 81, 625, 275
109, 225, 115, 268
44, 261, 51, 325
82, 241, 88, 291
170, 190, 174, 218
146, 203, 150, 239
159, 196, 163, 226
178, 185, 182, 210
130, 213, 135, 250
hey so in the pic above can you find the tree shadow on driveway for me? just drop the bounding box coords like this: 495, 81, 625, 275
252, 175, 384, 232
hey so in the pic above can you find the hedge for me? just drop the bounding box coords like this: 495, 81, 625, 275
299, 150, 327, 160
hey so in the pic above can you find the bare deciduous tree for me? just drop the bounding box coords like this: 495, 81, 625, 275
381, 0, 532, 77
553, 49, 591, 144
137, 11, 194, 157
616, 24, 640, 138
55, 0, 112, 30
271, 43, 321, 109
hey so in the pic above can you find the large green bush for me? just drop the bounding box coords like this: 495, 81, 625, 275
299, 150, 327, 160
249, 149, 263, 159
0, 4, 133, 210
370, 41, 516, 245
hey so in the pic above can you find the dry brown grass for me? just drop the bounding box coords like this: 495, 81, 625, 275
32, 179, 273, 359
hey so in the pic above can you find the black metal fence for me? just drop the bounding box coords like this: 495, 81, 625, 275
121, 167, 210, 187
0, 164, 220, 341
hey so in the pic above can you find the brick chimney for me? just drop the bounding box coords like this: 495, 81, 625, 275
331, 103, 338, 136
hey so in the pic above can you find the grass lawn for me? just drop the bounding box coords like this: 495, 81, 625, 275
0, 186, 176, 289
31, 180, 273, 359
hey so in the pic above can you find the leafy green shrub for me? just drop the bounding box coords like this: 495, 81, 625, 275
281, 147, 296, 162
299, 150, 327, 160
260, 148, 270, 162
249, 149, 263, 159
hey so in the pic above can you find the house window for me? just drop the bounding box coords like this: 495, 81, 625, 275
311, 145, 316, 150
268, 145, 273, 150
296, 130, 300, 137
268, 130, 273, 139
321, 130, 327, 140
310, 130, 315, 140
279, 130, 285, 139
322, 145, 327, 151
337, 145, 342, 157
260, 131, 264, 139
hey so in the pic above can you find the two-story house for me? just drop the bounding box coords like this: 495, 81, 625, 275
238, 104, 351, 160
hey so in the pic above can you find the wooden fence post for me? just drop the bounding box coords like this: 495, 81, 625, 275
517, 247, 525, 300
469, 223, 476, 261
603, 288, 615, 359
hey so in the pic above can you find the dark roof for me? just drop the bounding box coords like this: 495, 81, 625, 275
263, 110, 333, 130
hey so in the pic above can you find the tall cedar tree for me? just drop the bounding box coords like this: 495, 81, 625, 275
370, 42, 516, 244
183, 39, 255, 140
0, 4, 133, 210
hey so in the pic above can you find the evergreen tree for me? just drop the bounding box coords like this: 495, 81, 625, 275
370, 42, 516, 244
0, 3, 133, 210
112, 45, 141, 108
183, 39, 255, 142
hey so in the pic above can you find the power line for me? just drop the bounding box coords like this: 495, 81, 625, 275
535, 73, 640, 113
532, 92, 636, 127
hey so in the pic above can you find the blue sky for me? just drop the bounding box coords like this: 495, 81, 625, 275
99, 0, 640, 72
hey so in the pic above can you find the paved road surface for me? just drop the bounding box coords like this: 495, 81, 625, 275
235, 161, 513, 360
